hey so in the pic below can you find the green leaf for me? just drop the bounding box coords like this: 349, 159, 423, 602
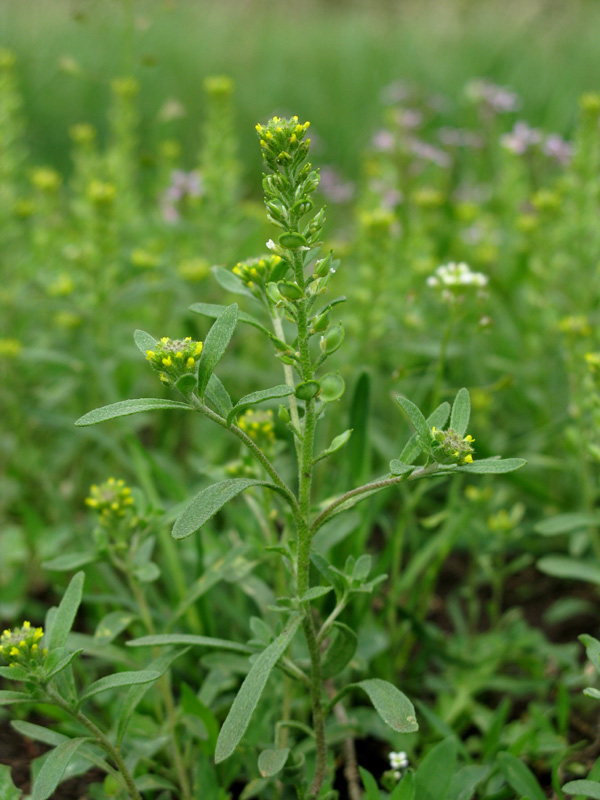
400, 402, 450, 464
44, 649, 83, 682
455, 458, 526, 474
396, 395, 431, 451
449, 765, 489, 800
320, 373, 345, 403
355, 679, 418, 733
206, 373, 233, 417
299, 586, 332, 603
534, 512, 600, 536
580, 634, 600, 674
32, 738, 90, 800
389, 460, 416, 476
563, 779, 600, 798
12, 721, 71, 748
197, 303, 238, 397
127, 633, 253, 654
0, 690, 30, 705
314, 429, 353, 463
227, 385, 294, 426
41, 552, 97, 571
94, 612, 136, 645
181, 683, 219, 754
80, 669, 161, 702
116, 649, 188, 746
390, 772, 415, 800
496, 752, 546, 800
450, 388, 470, 436
214, 615, 301, 763
537, 556, 600, 586
321, 623, 357, 679
415, 738, 457, 800
0, 764, 21, 800
0, 666, 29, 681
48, 572, 84, 650
258, 748, 290, 778
172, 479, 276, 540
133, 329, 157, 355
75, 398, 192, 426
359, 767, 382, 800
212, 266, 255, 298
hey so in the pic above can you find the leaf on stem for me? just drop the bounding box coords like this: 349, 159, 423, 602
227, 385, 294, 426
214, 615, 301, 763
321, 623, 357, 679
454, 458, 526, 474
75, 398, 192, 426
258, 748, 290, 778
355, 679, 418, 733
450, 388, 470, 436
32, 738, 91, 800
133, 329, 157, 355
48, 571, 85, 650
395, 395, 432, 455
400, 401, 450, 464
79, 670, 161, 703
172, 478, 279, 540
197, 304, 238, 397
206, 373, 233, 417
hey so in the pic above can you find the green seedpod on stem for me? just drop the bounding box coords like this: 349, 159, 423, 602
278, 280, 304, 300
320, 323, 344, 354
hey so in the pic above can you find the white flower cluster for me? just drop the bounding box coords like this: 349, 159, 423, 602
427, 261, 488, 289
389, 750, 409, 780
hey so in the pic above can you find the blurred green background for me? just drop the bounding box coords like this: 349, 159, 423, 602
3, 0, 600, 182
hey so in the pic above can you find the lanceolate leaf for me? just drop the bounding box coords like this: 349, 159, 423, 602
0, 764, 21, 800
563, 779, 600, 798
197, 304, 238, 397
321, 623, 357, 679
79, 669, 161, 702
537, 556, 600, 585
258, 748, 290, 778
400, 402, 450, 464
496, 752, 546, 800
454, 458, 526, 474
32, 738, 91, 800
227, 385, 294, 426
205, 373, 233, 417
355, 679, 418, 733
450, 388, 470, 436
214, 615, 301, 763
395, 395, 431, 445
414, 738, 457, 800
127, 634, 253, 654
48, 572, 85, 650
75, 398, 192, 426
133, 329, 157, 355
172, 479, 278, 540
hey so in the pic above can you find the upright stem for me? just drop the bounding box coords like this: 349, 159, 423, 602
269, 307, 302, 462
46, 687, 143, 800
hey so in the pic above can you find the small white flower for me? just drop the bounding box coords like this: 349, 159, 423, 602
427, 261, 488, 291
389, 751, 409, 770
266, 239, 276, 251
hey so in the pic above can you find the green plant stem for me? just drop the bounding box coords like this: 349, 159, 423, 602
317, 594, 348, 644
126, 573, 192, 800
311, 465, 440, 535
190, 396, 300, 517
269, 306, 302, 461
45, 686, 143, 800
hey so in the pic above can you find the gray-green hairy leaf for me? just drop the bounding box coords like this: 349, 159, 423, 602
321, 623, 357, 680
356, 679, 418, 733
172, 479, 276, 539
389, 460, 416, 476
0, 763, 24, 800
563, 779, 600, 798
80, 669, 161, 702
48, 571, 84, 650
133, 329, 156, 355
197, 303, 238, 397
206, 373, 234, 417
400, 402, 450, 464
32, 738, 90, 800
75, 398, 192, 426
450, 388, 470, 436
258, 748, 290, 778
455, 458, 526, 474
127, 633, 253, 654
215, 615, 301, 763
227, 385, 293, 426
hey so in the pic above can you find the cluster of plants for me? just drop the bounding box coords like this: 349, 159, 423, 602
3, 41, 600, 800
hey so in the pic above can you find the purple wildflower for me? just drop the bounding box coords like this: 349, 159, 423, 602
501, 122, 542, 155
466, 79, 521, 114
543, 134, 573, 166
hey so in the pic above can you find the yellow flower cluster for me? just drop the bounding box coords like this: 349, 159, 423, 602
238, 409, 275, 445
255, 116, 311, 169
0, 622, 46, 666
232, 254, 285, 293
85, 478, 135, 525
431, 426, 475, 465
145, 336, 203, 386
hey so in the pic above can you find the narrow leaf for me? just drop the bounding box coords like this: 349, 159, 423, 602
172, 479, 275, 540
534, 512, 600, 536
80, 669, 161, 702
258, 748, 290, 778
538, 557, 600, 586
563, 779, 600, 798
299, 586, 332, 603
321, 623, 357, 680
0, 690, 30, 705
396, 395, 431, 444
94, 612, 136, 645
455, 458, 526, 474
400, 402, 450, 463
227, 385, 294, 426
32, 738, 90, 800
127, 634, 253, 654
215, 615, 301, 763
389, 460, 416, 476
197, 304, 238, 397
75, 398, 192, 426
212, 266, 255, 297
41, 552, 97, 571
356, 679, 418, 733
48, 572, 84, 650
133, 329, 157, 355
0, 763, 25, 800
359, 767, 382, 800
44, 649, 83, 682
450, 388, 470, 436
496, 752, 546, 800
206, 373, 233, 417
415, 738, 457, 800
391, 772, 415, 800
580, 634, 600, 674
315, 429, 353, 463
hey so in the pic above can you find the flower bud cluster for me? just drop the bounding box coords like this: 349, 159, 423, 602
85, 478, 135, 525
232, 254, 288, 298
431, 426, 474, 465
0, 622, 46, 667
238, 409, 275, 447
145, 337, 203, 385
256, 116, 311, 172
